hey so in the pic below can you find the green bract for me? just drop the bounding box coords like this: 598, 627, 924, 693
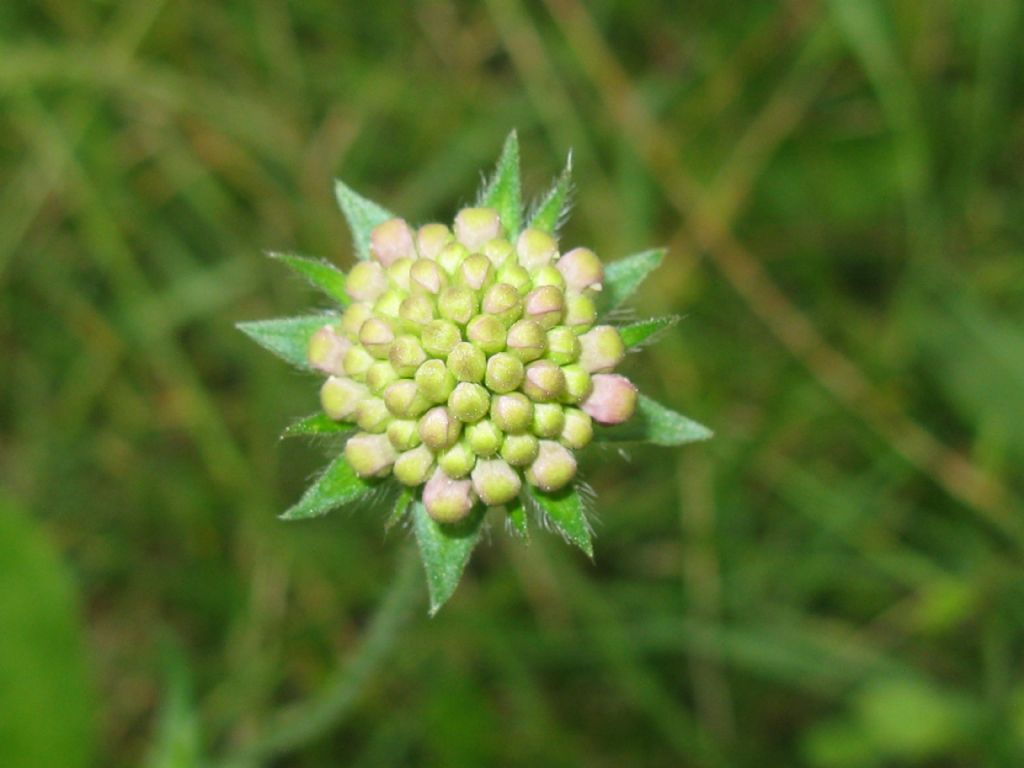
239, 132, 712, 614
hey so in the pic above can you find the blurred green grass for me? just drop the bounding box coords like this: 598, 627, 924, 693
2, 0, 1024, 765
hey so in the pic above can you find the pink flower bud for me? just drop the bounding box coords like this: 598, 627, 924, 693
578, 326, 625, 373
418, 406, 462, 451
490, 392, 533, 433
416, 223, 453, 260
421, 320, 462, 358
515, 228, 558, 271
482, 283, 523, 325
484, 353, 524, 394
383, 380, 430, 419
423, 467, 476, 523
366, 360, 399, 394
355, 397, 391, 432
556, 247, 604, 292
524, 285, 565, 329
522, 359, 567, 402
458, 253, 495, 292
525, 440, 577, 492
471, 459, 522, 506
307, 325, 351, 376
358, 317, 394, 359
438, 439, 476, 479
454, 207, 502, 252
409, 258, 445, 295
466, 314, 506, 355
319, 376, 366, 421
344, 432, 397, 478
345, 261, 388, 303
414, 359, 456, 404
370, 218, 414, 266
505, 319, 547, 362
394, 444, 434, 486
340, 302, 373, 338
582, 374, 637, 425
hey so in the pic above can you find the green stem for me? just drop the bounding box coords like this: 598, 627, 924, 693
220, 545, 422, 767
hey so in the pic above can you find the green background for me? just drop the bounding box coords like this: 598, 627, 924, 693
2, 0, 1023, 765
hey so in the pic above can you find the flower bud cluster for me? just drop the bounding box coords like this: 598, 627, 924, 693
308, 208, 637, 522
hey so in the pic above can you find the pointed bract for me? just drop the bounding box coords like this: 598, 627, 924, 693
334, 180, 397, 260
527, 151, 573, 235
477, 131, 523, 238
280, 455, 376, 520
281, 412, 354, 438
268, 251, 348, 305
411, 500, 485, 615
618, 315, 680, 349
528, 484, 593, 558
237, 315, 338, 370
599, 248, 665, 316
594, 394, 713, 446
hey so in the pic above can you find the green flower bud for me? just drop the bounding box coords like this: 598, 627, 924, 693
524, 285, 564, 330
307, 324, 350, 376
501, 433, 539, 467
340, 302, 373, 338
423, 467, 475, 524
370, 218, 415, 266
343, 345, 374, 381
416, 223, 453, 260
345, 432, 397, 478
505, 319, 547, 362
409, 258, 446, 295
372, 288, 404, 319
546, 326, 580, 366
485, 352, 525, 394
582, 373, 637, 425
561, 364, 593, 404
531, 264, 566, 291
454, 207, 502, 252
496, 262, 532, 295
448, 382, 490, 423
557, 247, 604, 292
421, 319, 461, 358
320, 376, 366, 421
393, 444, 434, 486
366, 360, 400, 394
387, 418, 422, 451
471, 459, 521, 506
560, 408, 593, 449
355, 397, 391, 433
490, 392, 533, 433
389, 334, 427, 377
345, 260, 388, 302
438, 439, 477, 479
578, 325, 625, 373
383, 379, 430, 419
532, 403, 565, 439
386, 257, 413, 292
437, 286, 477, 326
414, 359, 456, 403
465, 419, 504, 457
358, 316, 395, 359
446, 341, 486, 383
466, 314, 506, 355
481, 282, 523, 326
437, 241, 470, 276
398, 294, 435, 328
482, 237, 514, 266
525, 440, 577, 492
457, 253, 495, 292
516, 228, 558, 270
563, 292, 597, 333
418, 406, 462, 451
523, 359, 566, 402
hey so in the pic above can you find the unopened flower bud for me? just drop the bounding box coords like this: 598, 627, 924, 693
398, 295, 434, 328
345, 432, 397, 478
531, 265, 565, 291
501, 433, 539, 467
448, 382, 490, 423
557, 247, 604, 292
387, 419, 422, 451
454, 207, 502, 251
458, 253, 495, 292
471, 459, 521, 506
383, 379, 430, 418
437, 242, 470, 275
505, 319, 547, 362
358, 316, 395, 359
423, 467, 475, 523
340, 302, 373, 338
372, 288, 404, 319
560, 408, 593, 449
446, 342, 486, 383
526, 440, 577, 492
389, 334, 427, 377
438, 439, 476, 479
355, 397, 391, 432
532, 403, 566, 438
414, 359, 456, 403
345, 261, 388, 302
307, 325, 350, 375
370, 218, 415, 266
393, 444, 434, 486
578, 325, 625, 373
563, 292, 597, 333
524, 285, 564, 329
416, 223, 452, 260
386, 257, 413, 292
466, 315, 506, 355
437, 286, 477, 326
366, 360, 399, 394
343, 345, 374, 380
561, 364, 593, 404
490, 392, 533, 433
320, 376, 366, 421
409, 258, 446, 295
482, 283, 523, 325
516, 228, 558, 270
582, 374, 637, 425
496, 262, 532, 294
421, 320, 461, 357
466, 419, 503, 457
523, 359, 567, 402
419, 406, 462, 450
485, 352, 524, 394
482, 238, 514, 266
546, 326, 580, 366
